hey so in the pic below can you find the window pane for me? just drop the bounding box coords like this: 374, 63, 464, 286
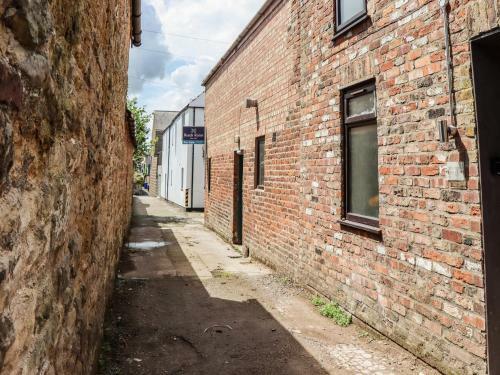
348, 92, 375, 118
208, 159, 211, 191
258, 138, 265, 185
340, 0, 365, 25
259, 162, 264, 185
348, 124, 379, 218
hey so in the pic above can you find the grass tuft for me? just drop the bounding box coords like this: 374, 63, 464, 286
311, 296, 352, 327
211, 269, 235, 279
311, 296, 327, 307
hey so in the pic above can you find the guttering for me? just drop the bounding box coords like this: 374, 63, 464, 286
132, 0, 142, 47
202, 0, 284, 86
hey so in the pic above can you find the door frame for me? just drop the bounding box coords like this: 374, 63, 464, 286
233, 151, 244, 245
471, 27, 500, 374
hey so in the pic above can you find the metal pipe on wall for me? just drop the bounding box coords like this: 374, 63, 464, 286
132, 0, 142, 47
191, 108, 196, 210
440, 0, 456, 128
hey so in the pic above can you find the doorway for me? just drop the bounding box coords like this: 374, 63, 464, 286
233, 152, 244, 245
471, 28, 500, 374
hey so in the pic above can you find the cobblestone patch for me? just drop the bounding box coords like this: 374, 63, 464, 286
328, 344, 395, 374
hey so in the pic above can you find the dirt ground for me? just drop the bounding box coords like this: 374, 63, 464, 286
98, 196, 440, 375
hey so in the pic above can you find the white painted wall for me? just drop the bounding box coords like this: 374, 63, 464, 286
191, 107, 205, 208
159, 104, 205, 210
159, 130, 168, 200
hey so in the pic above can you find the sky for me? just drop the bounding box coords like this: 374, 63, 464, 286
128, 0, 266, 120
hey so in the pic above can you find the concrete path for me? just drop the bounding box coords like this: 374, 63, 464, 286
98, 196, 439, 375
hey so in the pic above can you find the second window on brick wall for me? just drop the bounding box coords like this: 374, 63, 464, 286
255, 136, 265, 188
343, 82, 379, 229
336, 0, 367, 32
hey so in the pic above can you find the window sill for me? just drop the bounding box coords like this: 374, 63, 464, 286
339, 219, 381, 235
255, 186, 264, 191
333, 14, 370, 43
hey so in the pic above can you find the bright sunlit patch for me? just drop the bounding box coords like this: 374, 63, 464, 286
126, 241, 170, 250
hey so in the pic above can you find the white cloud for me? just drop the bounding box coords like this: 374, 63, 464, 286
170, 57, 214, 89
128, 0, 266, 115
128, 2, 172, 94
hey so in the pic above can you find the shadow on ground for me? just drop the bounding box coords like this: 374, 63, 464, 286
98, 198, 327, 375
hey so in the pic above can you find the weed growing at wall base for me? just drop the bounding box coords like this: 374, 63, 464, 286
312, 297, 352, 327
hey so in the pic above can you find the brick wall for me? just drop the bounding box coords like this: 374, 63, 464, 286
205, 0, 500, 374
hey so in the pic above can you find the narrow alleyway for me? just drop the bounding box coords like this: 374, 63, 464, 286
98, 196, 438, 375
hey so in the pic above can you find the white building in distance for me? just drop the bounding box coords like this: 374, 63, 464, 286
159, 93, 205, 211
149, 110, 178, 197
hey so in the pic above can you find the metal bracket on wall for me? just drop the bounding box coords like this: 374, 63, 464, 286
437, 119, 458, 143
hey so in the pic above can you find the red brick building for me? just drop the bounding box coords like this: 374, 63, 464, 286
203, 1, 500, 373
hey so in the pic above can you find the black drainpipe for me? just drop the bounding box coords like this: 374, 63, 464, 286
190, 108, 196, 210
131, 0, 142, 47
166, 127, 171, 200
440, 0, 456, 128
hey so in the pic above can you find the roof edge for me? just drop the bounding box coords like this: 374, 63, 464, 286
161, 92, 205, 134
202, 0, 284, 86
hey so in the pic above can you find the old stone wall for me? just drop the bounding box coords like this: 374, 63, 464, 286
0, 0, 133, 373
205, 0, 500, 373
149, 156, 159, 196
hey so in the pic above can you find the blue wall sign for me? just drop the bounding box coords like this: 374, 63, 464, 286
183, 126, 205, 144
